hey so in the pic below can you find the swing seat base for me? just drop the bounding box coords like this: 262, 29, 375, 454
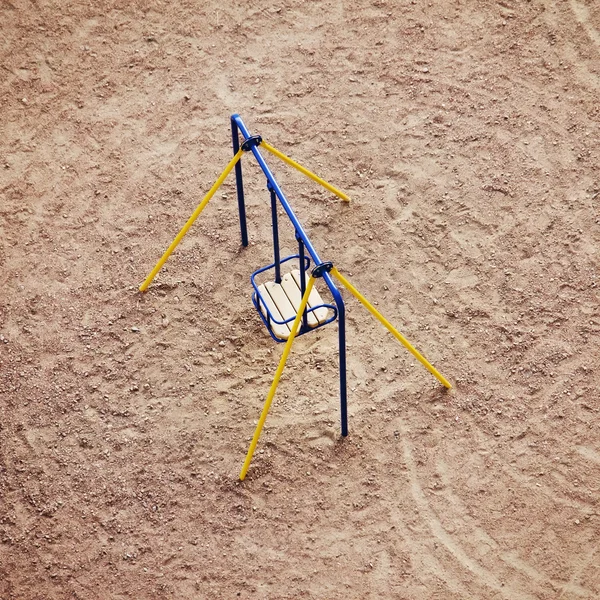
251, 256, 337, 342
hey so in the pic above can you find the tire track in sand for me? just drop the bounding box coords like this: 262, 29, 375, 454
435, 459, 595, 598
569, 0, 600, 51
400, 425, 538, 600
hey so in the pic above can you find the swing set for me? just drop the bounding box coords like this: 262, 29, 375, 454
139, 114, 452, 480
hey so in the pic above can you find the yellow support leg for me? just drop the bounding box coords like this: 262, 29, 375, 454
330, 267, 452, 389
139, 148, 244, 292
261, 141, 350, 202
239, 276, 316, 481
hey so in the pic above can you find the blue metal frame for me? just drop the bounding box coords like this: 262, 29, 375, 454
231, 113, 349, 437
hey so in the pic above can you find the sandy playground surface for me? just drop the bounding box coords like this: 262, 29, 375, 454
1, 0, 599, 598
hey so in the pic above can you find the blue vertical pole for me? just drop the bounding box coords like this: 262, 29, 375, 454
337, 303, 348, 437
231, 116, 248, 247
269, 183, 281, 284
323, 272, 348, 437
297, 234, 309, 332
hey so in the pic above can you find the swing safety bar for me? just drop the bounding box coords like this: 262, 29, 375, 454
250, 254, 338, 343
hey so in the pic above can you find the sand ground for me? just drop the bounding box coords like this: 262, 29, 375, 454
1, 0, 599, 598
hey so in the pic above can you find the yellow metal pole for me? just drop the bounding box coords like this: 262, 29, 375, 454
139, 148, 245, 292
330, 267, 452, 389
240, 276, 316, 481
261, 141, 350, 202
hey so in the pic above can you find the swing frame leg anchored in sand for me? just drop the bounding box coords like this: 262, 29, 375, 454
138, 114, 451, 480
239, 261, 450, 480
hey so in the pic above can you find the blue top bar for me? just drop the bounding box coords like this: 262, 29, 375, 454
231, 114, 324, 267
